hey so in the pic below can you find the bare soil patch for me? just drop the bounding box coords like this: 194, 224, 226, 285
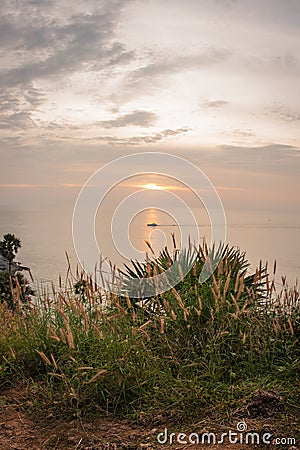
0, 386, 298, 450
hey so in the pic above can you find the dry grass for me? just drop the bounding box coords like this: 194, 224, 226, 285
0, 244, 299, 429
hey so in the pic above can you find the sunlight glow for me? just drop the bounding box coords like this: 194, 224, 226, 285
131, 182, 188, 191
142, 183, 163, 190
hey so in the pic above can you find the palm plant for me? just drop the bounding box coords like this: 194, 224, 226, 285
0, 233, 21, 273
118, 240, 268, 314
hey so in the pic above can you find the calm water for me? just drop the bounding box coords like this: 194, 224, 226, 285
0, 204, 299, 290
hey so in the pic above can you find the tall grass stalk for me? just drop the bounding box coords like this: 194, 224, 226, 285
0, 244, 299, 420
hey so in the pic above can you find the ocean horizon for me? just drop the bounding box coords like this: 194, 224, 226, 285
0, 203, 299, 292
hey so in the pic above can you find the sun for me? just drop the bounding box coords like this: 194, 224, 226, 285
143, 183, 163, 190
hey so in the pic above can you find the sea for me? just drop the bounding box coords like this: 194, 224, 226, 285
0, 203, 299, 293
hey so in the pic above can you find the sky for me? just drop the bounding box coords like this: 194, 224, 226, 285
1, 0, 300, 218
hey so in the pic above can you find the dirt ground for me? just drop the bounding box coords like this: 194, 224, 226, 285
0, 387, 298, 450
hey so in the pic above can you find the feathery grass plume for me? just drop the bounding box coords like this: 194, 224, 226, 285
0, 242, 299, 422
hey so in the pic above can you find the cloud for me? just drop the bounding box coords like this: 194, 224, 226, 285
186, 143, 299, 177
25, 87, 46, 107
130, 49, 231, 81
267, 103, 300, 123
84, 127, 190, 145
203, 100, 228, 109
94, 42, 135, 68
0, 1, 137, 134
0, 2, 133, 88
97, 110, 158, 128
0, 183, 43, 188
113, 48, 232, 103
216, 143, 300, 175
0, 87, 46, 130
0, 136, 24, 146
219, 142, 298, 155
0, 0, 299, 203
220, 128, 256, 137
60, 183, 84, 188
0, 111, 33, 130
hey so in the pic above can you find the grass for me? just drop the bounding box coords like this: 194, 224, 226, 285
0, 242, 299, 428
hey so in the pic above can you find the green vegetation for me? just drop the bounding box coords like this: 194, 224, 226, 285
0, 271, 33, 310
0, 243, 299, 426
0, 233, 33, 309
0, 233, 21, 273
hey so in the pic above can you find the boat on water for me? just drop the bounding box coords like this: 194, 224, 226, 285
147, 222, 158, 227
